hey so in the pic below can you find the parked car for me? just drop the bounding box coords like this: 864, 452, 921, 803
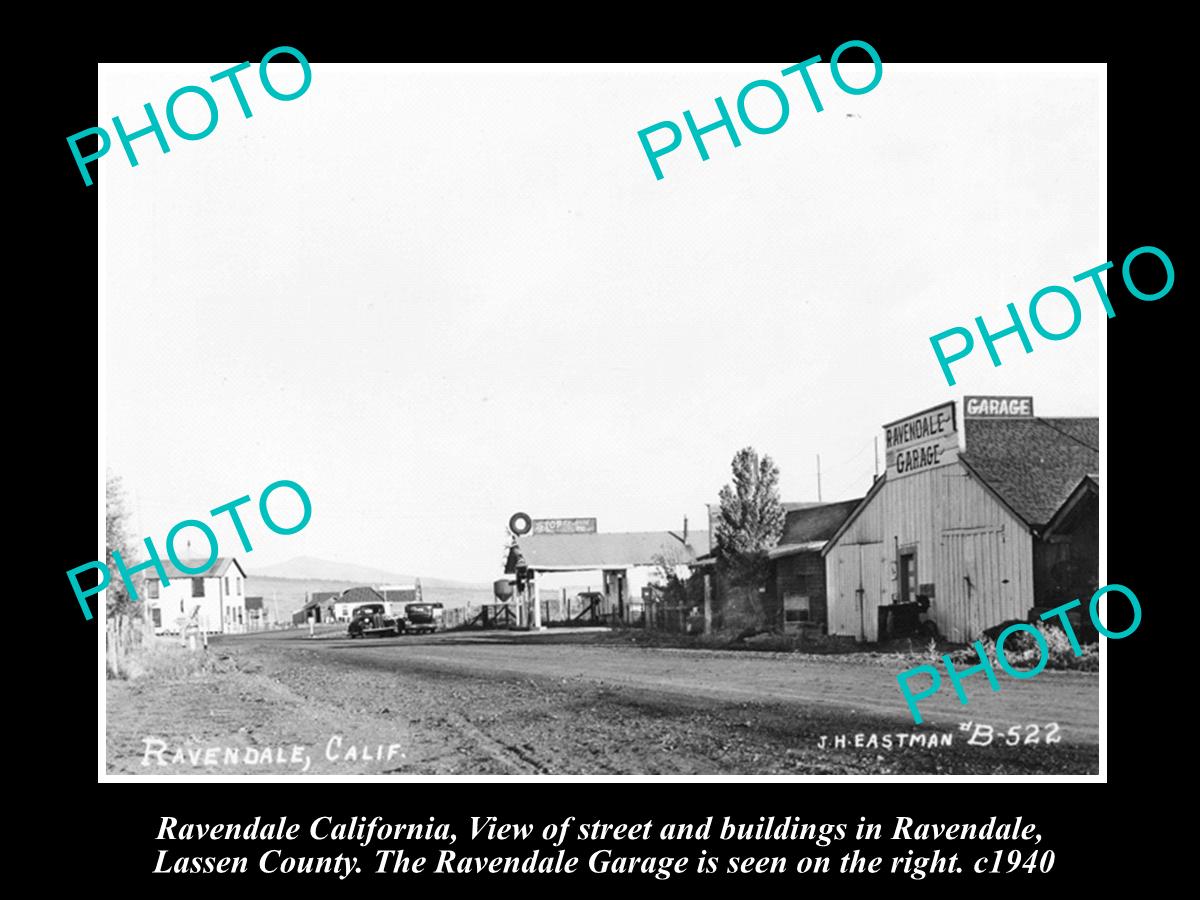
403, 602, 444, 635
347, 603, 400, 638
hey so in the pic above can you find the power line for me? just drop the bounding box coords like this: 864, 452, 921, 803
810, 436, 875, 476
822, 465, 878, 502
1033, 417, 1099, 452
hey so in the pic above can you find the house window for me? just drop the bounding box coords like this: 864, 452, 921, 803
147, 580, 160, 599
192, 578, 205, 597
151, 608, 161, 628
784, 594, 811, 627
225, 576, 230, 593
237, 608, 244, 625
237, 578, 242, 596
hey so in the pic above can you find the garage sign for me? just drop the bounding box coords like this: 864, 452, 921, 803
884, 402, 958, 480
964, 395, 1034, 417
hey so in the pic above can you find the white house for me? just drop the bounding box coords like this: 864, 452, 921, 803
145, 557, 249, 634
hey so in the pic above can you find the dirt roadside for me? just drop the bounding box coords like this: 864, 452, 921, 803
107, 631, 1099, 776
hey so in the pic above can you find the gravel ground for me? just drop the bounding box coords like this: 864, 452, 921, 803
106, 629, 1099, 776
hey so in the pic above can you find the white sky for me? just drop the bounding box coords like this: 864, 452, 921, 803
101, 62, 1103, 582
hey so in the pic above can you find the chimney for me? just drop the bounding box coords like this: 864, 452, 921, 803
683, 516, 689, 543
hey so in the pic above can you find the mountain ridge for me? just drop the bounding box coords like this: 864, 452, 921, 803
248, 555, 489, 588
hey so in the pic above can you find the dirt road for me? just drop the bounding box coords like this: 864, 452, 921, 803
106, 629, 1099, 776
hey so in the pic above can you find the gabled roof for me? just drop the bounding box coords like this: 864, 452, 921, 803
506, 531, 711, 572
1043, 474, 1100, 538
146, 557, 245, 581
779, 498, 863, 545
823, 415, 1099, 553
822, 476, 888, 556
335, 586, 386, 605
768, 499, 863, 559
301, 594, 334, 610
961, 417, 1099, 527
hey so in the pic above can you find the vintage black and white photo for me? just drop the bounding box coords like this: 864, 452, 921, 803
97, 60, 1103, 778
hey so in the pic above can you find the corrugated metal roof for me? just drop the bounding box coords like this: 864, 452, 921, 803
509, 531, 710, 571
962, 417, 1099, 527
1043, 473, 1100, 537
767, 540, 828, 559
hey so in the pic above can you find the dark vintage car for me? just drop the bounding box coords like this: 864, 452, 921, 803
403, 602, 444, 635
347, 603, 400, 638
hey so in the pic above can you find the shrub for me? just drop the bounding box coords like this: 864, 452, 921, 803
954, 621, 1098, 672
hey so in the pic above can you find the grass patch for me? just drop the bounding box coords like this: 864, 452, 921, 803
109, 636, 216, 681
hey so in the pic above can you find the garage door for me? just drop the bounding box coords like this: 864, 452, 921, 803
941, 527, 1008, 642
828, 541, 886, 641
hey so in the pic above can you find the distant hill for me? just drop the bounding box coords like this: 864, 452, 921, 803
251, 555, 487, 587
250, 555, 415, 584
245, 556, 496, 624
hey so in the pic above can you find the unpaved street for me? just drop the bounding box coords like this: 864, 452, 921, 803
107, 629, 1099, 775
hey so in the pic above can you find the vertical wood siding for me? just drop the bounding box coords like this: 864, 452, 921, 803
825, 462, 1033, 642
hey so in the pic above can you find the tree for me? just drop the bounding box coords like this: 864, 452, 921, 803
714, 447, 785, 587
106, 473, 145, 620
650, 549, 700, 632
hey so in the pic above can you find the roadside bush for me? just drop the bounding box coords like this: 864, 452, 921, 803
949, 622, 1098, 672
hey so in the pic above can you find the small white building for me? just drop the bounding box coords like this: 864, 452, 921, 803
145, 557, 248, 634
330, 585, 418, 621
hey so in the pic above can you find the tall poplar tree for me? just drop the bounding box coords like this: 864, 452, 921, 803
714, 447, 786, 586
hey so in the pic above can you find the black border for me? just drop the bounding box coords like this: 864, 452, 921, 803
39, 15, 1183, 891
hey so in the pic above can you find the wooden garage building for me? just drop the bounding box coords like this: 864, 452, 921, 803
823, 397, 1098, 643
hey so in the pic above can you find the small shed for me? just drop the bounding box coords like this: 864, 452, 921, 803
767, 499, 863, 632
